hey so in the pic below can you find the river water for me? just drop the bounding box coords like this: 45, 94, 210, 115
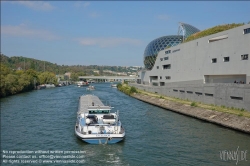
1, 83, 250, 166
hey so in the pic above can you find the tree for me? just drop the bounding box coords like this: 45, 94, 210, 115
30, 60, 36, 70
77, 72, 86, 76
0, 63, 10, 75
38, 72, 57, 85
0, 75, 6, 97
71, 73, 79, 81
5, 74, 19, 95
26, 69, 38, 79
18, 73, 33, 92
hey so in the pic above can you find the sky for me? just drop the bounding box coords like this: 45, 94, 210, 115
1, 1, 250, 67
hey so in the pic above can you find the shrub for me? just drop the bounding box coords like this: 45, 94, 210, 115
191, 102, 197, 107
129, 86, 137, 94
240, 108, 245, 112
117, 83, 122, 89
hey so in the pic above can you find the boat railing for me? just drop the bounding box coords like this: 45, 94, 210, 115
120, 127, 125, 134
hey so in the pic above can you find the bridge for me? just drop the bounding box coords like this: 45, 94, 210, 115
78, 76, 137, 82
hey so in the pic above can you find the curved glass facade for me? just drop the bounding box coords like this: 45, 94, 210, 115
144, 35, 183, 70
143, 23, 200, 70
178, 22, 200, 40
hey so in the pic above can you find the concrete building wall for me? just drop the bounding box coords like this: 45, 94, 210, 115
139, 24, 250, 85
130, 83, 250, 111
136, 24, 250, 110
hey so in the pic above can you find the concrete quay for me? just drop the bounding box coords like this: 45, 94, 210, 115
131, 93, 250, 134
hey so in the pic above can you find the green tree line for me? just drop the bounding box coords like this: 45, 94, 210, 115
0, 54, 141, 97
0, 63, 57, 98
1, 54, 140, 76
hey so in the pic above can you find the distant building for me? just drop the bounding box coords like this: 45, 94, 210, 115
103, 70, 113, 73
117, 72, 127, 76
56, 73, 71, 81
93, 70, 99, 74
64, 72, 71, 79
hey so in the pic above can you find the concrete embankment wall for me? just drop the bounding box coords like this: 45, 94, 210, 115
130, 93, 250, 134
130, 83, 250, 111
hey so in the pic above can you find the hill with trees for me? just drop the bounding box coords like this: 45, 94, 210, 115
1, 54, 141, 76
0, 54, 142, 97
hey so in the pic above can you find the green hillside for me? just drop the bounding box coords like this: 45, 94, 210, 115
0, 54, 141, 76
0, 54, 141, 97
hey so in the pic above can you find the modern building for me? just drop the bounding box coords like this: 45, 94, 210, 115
144, 23, 200, 70
133, 23, 250, 110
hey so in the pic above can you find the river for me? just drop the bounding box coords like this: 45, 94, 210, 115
1, 83, 250, 166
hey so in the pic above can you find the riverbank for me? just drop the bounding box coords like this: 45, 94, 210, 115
118, 84, 250, 134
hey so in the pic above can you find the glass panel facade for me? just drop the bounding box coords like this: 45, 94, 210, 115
178, 22, 200, 40
143, 23, 200, 70
243, 28, 250, 34
144, 35, 183, 70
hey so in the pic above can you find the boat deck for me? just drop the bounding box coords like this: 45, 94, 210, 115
78, 95, 111, 114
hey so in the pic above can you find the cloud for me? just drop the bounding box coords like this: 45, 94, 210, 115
157, 14, 170, 21
10, 1, 54, 11
73, 2, 98, 18
74, 2, 90, 8
89, 12, 100, 18
83, 2, 90, 8
76, 37, 143, 48
1, 24, 60, 40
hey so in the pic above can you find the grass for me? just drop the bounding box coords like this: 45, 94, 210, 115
184, 23, 244, 43
124, 85, 250, 118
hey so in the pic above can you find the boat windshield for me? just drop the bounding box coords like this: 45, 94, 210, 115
88, 110, 110, 114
